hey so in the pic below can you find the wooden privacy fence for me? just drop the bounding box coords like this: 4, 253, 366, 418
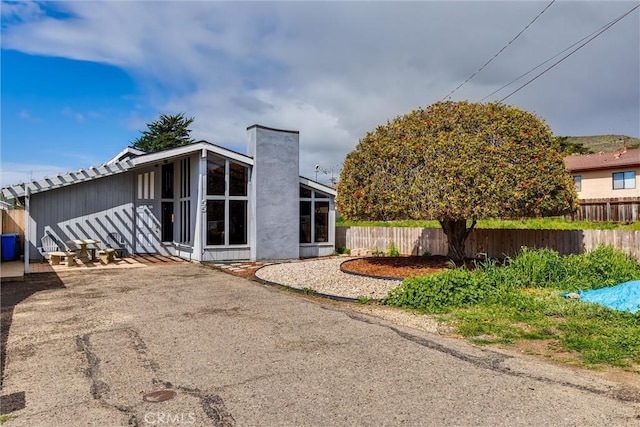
1, 209, 24, 234
336, 226, 640, 261
570, 198, 640, 223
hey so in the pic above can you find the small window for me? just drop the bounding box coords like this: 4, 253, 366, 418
137, 171, 155, 200
207, 154, 225, 196
613, 171, 636, 190
300, 186, 312, 198
573, 175, 582, 192
161, 163, 174, 199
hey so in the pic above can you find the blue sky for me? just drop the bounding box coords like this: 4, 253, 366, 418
1, 1, 639, 188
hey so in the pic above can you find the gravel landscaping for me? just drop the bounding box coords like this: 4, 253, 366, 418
254, 257, 401, 300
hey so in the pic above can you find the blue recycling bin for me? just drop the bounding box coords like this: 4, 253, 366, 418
1, 233, 21, 262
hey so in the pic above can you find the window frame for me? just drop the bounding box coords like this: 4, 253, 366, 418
573, 175, 582, 192
299, 185, 332, 245
205, 153, 250, 247
612, 171, 636, 190
161, 201, 174, 242
178, 157, 192, 245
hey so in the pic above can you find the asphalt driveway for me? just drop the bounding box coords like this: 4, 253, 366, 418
1, 263, 638, 426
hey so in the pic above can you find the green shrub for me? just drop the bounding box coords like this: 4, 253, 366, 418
385, 242, 400, 257
563, 245, 640, 290
383, 245, 640, 313
383, 268, 497, 312
504, 247, 568, 288
336, 246, 351, 255
498, 245, 639, 291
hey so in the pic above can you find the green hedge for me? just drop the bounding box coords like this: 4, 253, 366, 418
383, 245, 640, 313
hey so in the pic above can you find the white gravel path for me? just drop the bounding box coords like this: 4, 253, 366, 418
254, 257, 402, 300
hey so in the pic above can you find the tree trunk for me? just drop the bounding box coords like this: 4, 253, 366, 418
439, 219, 476, 261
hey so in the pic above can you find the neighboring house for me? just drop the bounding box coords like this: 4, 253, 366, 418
564, 148, 640, 221
1, 125, 336, 266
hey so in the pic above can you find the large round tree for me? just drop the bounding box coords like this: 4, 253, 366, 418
337, 101, 578, 260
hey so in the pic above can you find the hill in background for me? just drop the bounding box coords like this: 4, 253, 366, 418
559, 135, 640, 155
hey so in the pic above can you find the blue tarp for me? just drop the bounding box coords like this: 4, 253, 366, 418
579, 280, 640, 314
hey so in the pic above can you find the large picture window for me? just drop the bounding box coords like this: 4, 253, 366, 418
613, 171, 636, 190
206, 154, 249, 246
299, 185, 332, 244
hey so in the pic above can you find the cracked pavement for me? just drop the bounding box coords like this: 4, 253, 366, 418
1, 263, 639, 426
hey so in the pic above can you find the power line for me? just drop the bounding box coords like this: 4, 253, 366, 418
498, 4, 640, 103
441, 0, 556, 101
480, 19, 612, 102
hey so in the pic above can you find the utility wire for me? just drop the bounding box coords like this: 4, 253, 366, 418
480, 20, 612, 102
441, 0, 556, 101
498, 4, 640, 102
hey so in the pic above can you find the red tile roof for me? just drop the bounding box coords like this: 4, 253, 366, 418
564, 148, 640, 172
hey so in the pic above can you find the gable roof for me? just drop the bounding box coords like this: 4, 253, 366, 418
564, 148, 640, 173
106, 147, 146, 164
1, 141, 253, 200
132, 141, 253, 168
299, 176, 337, 197
1, 141, 338, 200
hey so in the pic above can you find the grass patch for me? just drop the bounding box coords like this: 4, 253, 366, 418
0, 415, 15, 425
356, 295, 372, 305
382, 246, 640, 368
336, 217, 640, 230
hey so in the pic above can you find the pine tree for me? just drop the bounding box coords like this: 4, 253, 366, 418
132, 113, 195, 152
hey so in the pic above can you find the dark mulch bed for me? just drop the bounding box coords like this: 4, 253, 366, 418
341, 256, 479, 279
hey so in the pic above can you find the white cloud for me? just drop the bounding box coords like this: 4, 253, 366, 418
2, 1, 638, 184
18, 109, 41, 123
0, 162, 71, 189
1, 0, 44, 21
61, 106, 85, 122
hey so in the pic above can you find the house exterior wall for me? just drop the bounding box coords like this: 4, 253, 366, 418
299, 244, 335, 258
574, 166, 640, 200
200, 247, 252, 262
247, 125, 300, 261
20, 137, 335, 264
28, 171, 136, 260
